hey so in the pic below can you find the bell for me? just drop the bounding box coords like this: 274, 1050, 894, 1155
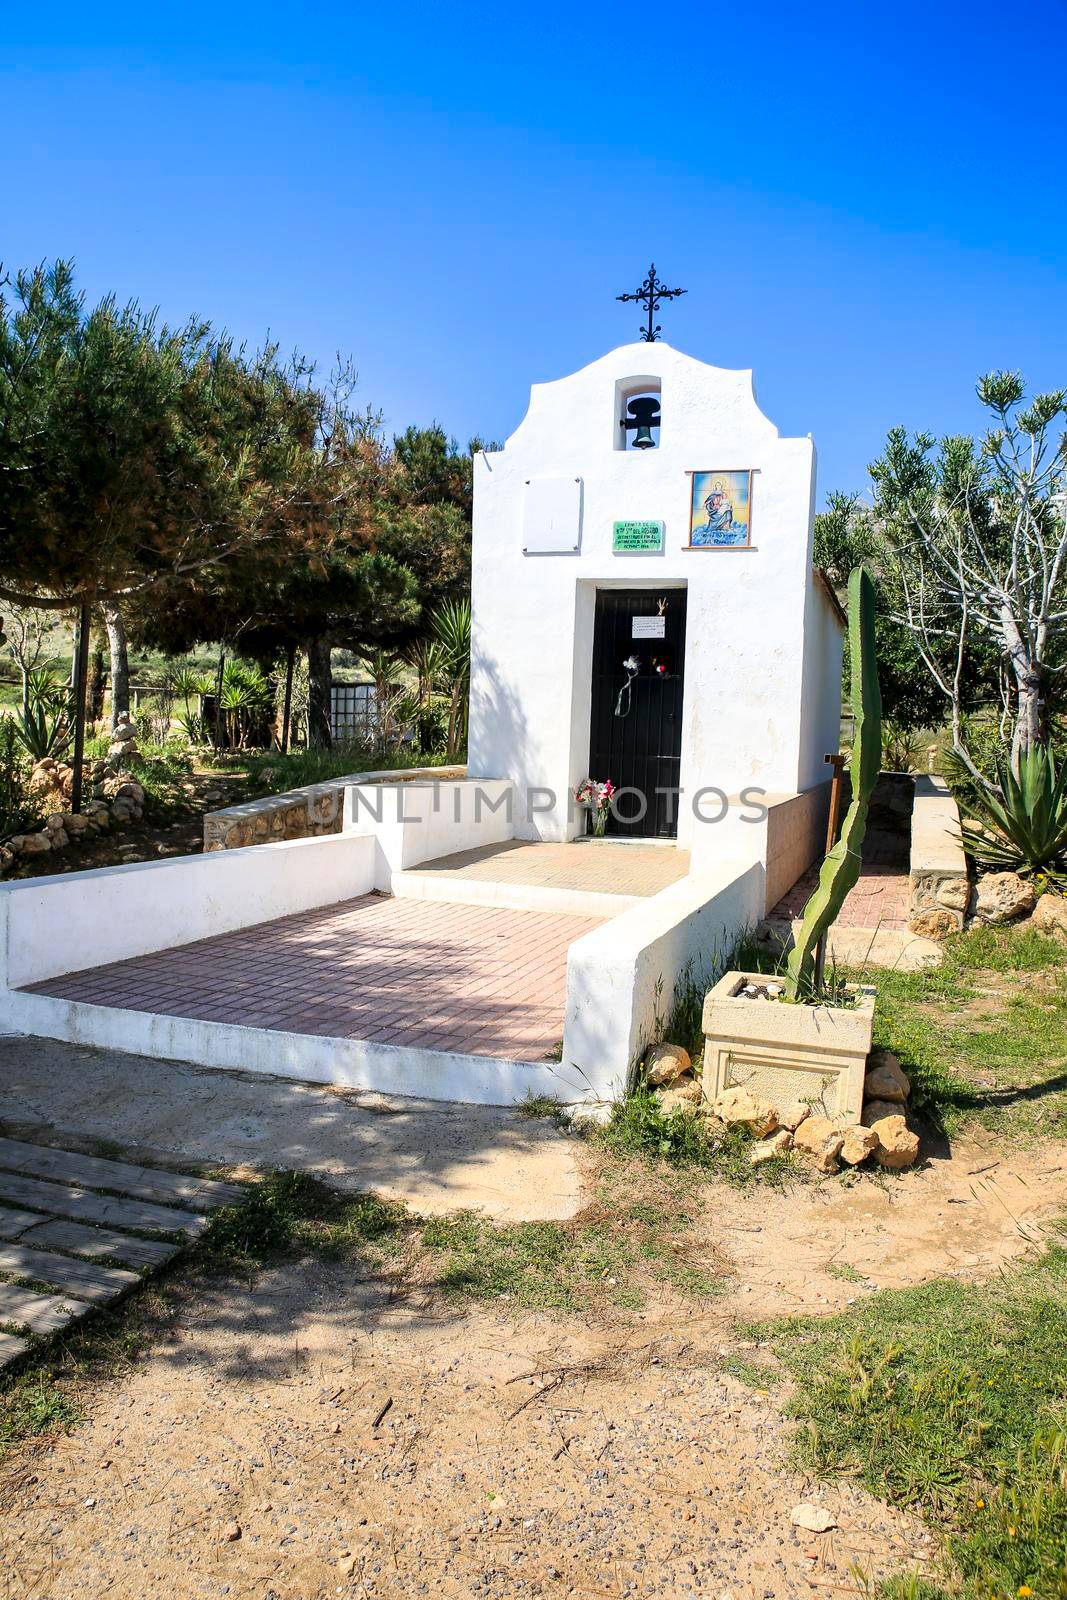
626, 395, 660, 450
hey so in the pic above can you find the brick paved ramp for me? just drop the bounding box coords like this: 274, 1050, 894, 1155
0, 1138, 242, 1368
770, 826, 910, 933
27, 895, 604, 1062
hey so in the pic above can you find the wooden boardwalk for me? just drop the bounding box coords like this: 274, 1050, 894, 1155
0, 1137, 243, 1368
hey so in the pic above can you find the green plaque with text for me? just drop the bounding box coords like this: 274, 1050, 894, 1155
612, 519, 664, 554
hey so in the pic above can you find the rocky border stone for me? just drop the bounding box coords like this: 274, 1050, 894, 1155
908, 775, 970, 938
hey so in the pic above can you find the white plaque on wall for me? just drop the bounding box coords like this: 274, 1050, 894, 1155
632, 616, 666, 639
522, 476, 583, 554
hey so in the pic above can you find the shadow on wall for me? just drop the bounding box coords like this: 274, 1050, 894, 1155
467, 653, 555, 839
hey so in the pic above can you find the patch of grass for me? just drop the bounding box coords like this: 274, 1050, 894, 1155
826, 1261, 865, 1284
216, 744, 456, 800
721, 1353, 781, 1390
0, 1375, 82, 1447
202, 1172, 407, 1272
420, 1214, 631, 1310
766, 1227, 1067, 1598
866, 925, 1067, 1139
123, 747, 198, 823
515, 1091, 570, 1125
420, 1179, 725, 1313
591, 1090, 793, 1186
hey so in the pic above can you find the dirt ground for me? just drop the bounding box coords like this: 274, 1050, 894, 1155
3, 1132, 1066, 1600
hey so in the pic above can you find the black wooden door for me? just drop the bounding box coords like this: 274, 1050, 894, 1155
587, 588, 687, 838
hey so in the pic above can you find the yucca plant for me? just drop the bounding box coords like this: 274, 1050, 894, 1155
962, 743, 1067, 887
431, 598, 471, 761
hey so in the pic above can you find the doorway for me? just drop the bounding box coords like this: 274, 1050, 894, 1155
587, 588, 687, 838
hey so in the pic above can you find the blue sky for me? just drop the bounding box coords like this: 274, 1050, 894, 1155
3, 2, 1065, 503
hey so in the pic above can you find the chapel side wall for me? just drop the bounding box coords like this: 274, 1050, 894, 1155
468, 343, 818, 846
796, 567, 845, 795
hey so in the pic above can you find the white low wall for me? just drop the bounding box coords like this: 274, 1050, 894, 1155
4, 990, 591, 1107
0, 833, 377, 990
343, 778, 515, 888
561, 858, 765, 1101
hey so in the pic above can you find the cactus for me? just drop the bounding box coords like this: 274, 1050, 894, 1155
784, 565, 882, 1000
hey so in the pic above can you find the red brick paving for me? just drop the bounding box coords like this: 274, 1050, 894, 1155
771, 828, 911, 931
26, 896, 604, 1062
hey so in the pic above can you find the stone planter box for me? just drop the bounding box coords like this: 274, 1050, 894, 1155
701, 971, 875, 1122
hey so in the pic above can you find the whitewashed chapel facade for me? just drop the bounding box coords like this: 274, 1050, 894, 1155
467, 341, 843, 859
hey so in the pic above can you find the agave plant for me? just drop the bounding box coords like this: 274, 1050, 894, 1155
12, 667, 73, 760
962, 744, 1067, 886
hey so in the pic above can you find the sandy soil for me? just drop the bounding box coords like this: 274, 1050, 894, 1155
2, 1133, 1065, 1600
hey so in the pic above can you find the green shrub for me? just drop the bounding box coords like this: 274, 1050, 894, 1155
0, 718, 42, 841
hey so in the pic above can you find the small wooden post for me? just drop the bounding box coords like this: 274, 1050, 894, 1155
70, 600, 92, 815
813, 751, 847, 995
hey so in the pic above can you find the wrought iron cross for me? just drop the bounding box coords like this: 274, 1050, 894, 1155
617, 263, 687, 342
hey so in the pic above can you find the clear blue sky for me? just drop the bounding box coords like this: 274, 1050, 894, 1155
4, 1, 1065, 504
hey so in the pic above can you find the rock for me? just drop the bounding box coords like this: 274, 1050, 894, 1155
864, 1050, 910, 1103
645, 1042, 692, 1086
0, 847, 13, 874
870, 1120, 921, 1171
1033, 893, 1067, 946
48, 827, 69, 849
790, 1504, 837, 1534
713, 1086, 778, 1138
972, 871, 1036, 926
222, 1520, 241, 1542
840, 1124, 879, 1165
11, 832, 51, 855
64, 813, 91, 835
776, 1100, 813, 1132
43, 813, 68, 834
338, 1555, 357, 1576
908, 907, 960, 941
935, 876, 972, 912
656, 1080, 702, 1115
749, 1129, 793, 1165
792, 1114, 844, 1173
862, 1098, 903, 1127
114, 781, 145, 804
870, 1113, 920, 1169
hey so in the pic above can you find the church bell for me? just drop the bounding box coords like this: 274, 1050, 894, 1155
622, 395, 660, 450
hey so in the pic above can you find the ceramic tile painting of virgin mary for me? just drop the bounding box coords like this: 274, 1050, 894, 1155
687, 469, 752, 548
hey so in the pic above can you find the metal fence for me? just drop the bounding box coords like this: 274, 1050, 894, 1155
330, 682, 378, 742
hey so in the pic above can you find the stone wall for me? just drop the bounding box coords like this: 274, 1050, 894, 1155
908, 775, 970, 938
763, 782, 833, 914
203, 766, 466, 852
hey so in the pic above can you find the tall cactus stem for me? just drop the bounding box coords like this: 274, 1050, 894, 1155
784, 565, 883, 1000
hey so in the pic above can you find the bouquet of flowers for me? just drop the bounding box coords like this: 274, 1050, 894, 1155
575, 777, 616, 837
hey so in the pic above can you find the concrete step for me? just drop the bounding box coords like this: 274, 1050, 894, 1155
17, 1218, 178, 1270
390, 870, 641, 919
0, 1171, 208, 1237
0, 1137, 243, 1210
0, 1242, 139, 1302
0, 1282, 91, 1335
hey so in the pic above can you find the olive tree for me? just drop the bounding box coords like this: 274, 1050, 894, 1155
870, 373, 1066, 785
